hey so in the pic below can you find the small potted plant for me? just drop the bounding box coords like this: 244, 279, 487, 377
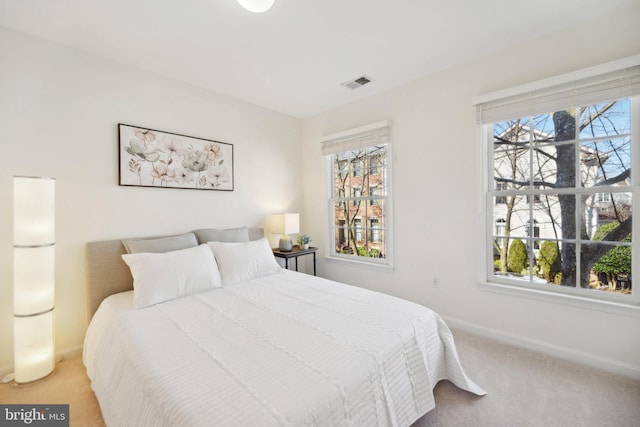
297, 234, 312, 250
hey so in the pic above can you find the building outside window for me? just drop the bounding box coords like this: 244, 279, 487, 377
476, 59, 639, 303
322, 122, 392, 265
495, 182, 508, 204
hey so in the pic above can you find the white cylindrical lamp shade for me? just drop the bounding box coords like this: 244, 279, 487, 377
13, 177, 55, 246
13, 245, 55, 315
13, 176, 55, 384
13, 312, 55, 384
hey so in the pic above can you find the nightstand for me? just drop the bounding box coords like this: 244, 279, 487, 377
272, 246, 318, 276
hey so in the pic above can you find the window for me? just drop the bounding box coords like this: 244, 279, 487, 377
322, 121, 392, 265
352, 188, 361, 206
528, 186, 541, 204
527, 220, 540, 249
495, 182, 508, 204
476, 58, 640, 304
369, 218, 380, 242
369, 185, 380, 205
353, 159, 362, 177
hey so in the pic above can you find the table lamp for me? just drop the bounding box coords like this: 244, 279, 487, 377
271, 213, 299, 252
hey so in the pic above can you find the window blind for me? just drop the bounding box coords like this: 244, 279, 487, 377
475, 56, 640, 124
320, 121, 390, 156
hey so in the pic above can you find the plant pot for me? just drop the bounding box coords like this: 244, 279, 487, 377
301, 244, 309, 250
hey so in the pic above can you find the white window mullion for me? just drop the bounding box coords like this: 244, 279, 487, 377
574, 110, 582, 290
528, 117, 535, 278
486, 128, 491, 278
632, 97, 640, 299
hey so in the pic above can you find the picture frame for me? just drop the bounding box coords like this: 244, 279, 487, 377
118, 123, 234, 191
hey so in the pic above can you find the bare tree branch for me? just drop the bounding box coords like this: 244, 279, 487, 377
579, 102, 616, 131
592, 168, 631, 187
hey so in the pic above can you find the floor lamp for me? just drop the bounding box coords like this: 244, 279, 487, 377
13, 176, 56, 384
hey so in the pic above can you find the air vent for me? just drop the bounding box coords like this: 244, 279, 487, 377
341, 75, 373, 90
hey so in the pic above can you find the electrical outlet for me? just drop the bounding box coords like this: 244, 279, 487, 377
432, 278, 439, 288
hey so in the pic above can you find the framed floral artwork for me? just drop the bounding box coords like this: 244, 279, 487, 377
118, 124, 234, 191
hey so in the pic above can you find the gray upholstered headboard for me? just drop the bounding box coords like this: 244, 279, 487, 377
85, 227, 264, 323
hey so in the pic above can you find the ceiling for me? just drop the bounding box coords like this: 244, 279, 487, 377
0, 0, 636, 118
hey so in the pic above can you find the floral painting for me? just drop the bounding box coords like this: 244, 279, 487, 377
119, 124, 233, 191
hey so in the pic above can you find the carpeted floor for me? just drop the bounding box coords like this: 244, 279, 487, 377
1, 328, 638, 427
0, 356, 105, 427
415, 329, 640, 427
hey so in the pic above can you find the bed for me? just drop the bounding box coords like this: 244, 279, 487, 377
83, 227, 485, 426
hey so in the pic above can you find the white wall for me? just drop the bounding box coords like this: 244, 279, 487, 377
0, 27, 302, 372
302, 4, 640, 377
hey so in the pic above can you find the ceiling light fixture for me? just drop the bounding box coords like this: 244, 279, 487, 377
236, 0, 275, 13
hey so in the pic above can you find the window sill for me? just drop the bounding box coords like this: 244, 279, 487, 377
478, 281, 640, 318
324, 255, 394, 272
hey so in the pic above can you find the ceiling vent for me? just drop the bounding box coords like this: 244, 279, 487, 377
341, 75, 373, 90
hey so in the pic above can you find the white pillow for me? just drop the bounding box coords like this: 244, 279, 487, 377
207, 238, 281, 286
122, 244, 222, 309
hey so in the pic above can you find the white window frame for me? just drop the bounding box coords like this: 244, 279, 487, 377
474, 55, 640, 314
321, 121, 393, 268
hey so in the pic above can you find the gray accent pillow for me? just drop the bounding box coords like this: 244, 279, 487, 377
194, 227, 250, 244
122, 232, 199, 254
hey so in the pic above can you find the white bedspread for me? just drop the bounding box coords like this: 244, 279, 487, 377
84, 270, 484, 426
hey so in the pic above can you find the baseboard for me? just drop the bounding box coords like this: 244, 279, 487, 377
443, 316, 640, 380
0, 345, 84, 379
57, 344, 84, 362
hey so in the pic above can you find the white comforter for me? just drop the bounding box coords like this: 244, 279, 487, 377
84, 270, 484, 427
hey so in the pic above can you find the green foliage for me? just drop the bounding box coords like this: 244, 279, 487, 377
494, 259, 502, 271
521, 265, 539, 277
593, 246, 631, 274
538, 241, 560, 282
297, 234, 312, 245
507, 239, 528, 273
357, 247, 382, 258
592, 222, 626, 241
554, 273, 562, 285
591, 222, 631, 284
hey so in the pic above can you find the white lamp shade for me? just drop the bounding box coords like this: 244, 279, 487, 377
236, 0, 275, 13
13, 312, 55, 384
13, 245, 55, 316
13, 177, 55, 246
13, 176, 55, 384
271, 213, 300, 235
